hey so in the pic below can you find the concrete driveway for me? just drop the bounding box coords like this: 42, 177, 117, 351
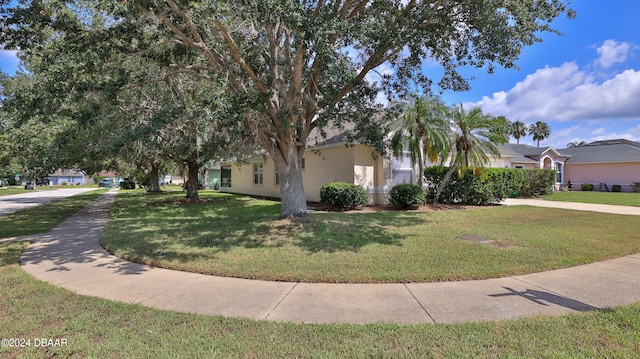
0, 188, 101, 216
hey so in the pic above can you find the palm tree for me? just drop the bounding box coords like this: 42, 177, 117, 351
490, 115, 511, 144
434, 105, 506, 203
529, 121, 551, 147
567, 141, 588, 147
390, 95, 450, 187
510, 120, 529, 144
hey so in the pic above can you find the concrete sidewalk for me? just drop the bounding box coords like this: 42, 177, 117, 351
502, 198, 640, 216
19, 190, 640, 324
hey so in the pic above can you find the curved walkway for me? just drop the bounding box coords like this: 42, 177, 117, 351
19, 190, 640, 324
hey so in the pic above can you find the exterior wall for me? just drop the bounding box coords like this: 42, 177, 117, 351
564, 162, 640, 192
510, 163, 538, 169
221, 144, 384, 203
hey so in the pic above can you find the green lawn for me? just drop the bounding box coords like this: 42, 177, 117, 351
101, 190, 640, 283
2, 189, 640, 357
545, 191, 640, 207
2, 241, 640, 358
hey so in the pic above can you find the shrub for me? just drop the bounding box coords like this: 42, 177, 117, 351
423, 166, 554, 205
612, 184, 622, 192
388, 183, 426, 208
633, 182, 640, 193
320, 182, 368, 209
581, 183, 594, 191
519, 169, 556, 197
61, 181, 68, 186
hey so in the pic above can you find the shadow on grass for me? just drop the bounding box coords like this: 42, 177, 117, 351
21, 191, 152, 276
104, 192, 429, 259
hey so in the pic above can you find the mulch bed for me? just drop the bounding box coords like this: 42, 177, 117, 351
306, 202, 477, 213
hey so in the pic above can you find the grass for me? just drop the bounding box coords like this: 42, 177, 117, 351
2, 240, 640, 357
0, 190, 106, 238
101, 190, 640, 283
2, 188, 640, 357
545, 191, 640, 207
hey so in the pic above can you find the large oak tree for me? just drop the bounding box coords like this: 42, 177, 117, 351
2, 0, 574, 217
133, 0, 574, 217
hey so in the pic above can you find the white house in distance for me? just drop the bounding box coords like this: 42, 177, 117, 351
218, 135, 640, 204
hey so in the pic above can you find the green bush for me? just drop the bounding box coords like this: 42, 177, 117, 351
519, 169, 556, 197
612, 184, 622, 192
320, 182, 369, 209
581, 183, 594, 191
423, 166, 554, 205
388, 183, 426, 208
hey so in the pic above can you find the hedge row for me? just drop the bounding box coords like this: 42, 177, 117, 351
423, 166, 556, 205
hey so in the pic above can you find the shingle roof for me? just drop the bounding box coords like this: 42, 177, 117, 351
499, 143, 570, 159
560, 140, 640, 164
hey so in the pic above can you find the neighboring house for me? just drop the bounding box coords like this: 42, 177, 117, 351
45, 169, 92, 185
559, 139, 640, 192
495, 144, 571, 185
495, 139, 640, 192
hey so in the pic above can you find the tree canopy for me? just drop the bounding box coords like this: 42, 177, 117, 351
1, 0, 574, 216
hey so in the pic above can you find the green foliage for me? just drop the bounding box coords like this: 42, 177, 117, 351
320, 182, 368, 210
425, 167, 554, 205
581, 183, 594, 191
388, 183, 426, 208
0, 0, 575, 217
519, 169, 557, 197
633, 182, 640, 193
612, 185, 622, 192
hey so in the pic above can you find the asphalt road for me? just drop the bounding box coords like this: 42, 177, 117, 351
0, 188, 100, 216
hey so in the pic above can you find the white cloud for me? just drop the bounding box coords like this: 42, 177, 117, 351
467, 43, 640, 123
596, 39, 631, 69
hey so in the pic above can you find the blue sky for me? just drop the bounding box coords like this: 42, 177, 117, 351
2, 2, 639, 149
437, 1, 640, 149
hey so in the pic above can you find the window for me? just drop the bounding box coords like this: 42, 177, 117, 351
221, 166, 232, 187
555, 162, 563, 183
275, 168, 280, 186
301, 158, 305, 170
253, 163, 263, 185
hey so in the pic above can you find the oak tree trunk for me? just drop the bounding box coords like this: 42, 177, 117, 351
146, 162, 161, 193
185, 160, 199, 200
274, 148, 308, 218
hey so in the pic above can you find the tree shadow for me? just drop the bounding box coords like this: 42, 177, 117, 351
106, 192, 438, 259
20, 192, 152, 276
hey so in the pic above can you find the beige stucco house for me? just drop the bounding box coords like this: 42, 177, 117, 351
220, 131, 386, 204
